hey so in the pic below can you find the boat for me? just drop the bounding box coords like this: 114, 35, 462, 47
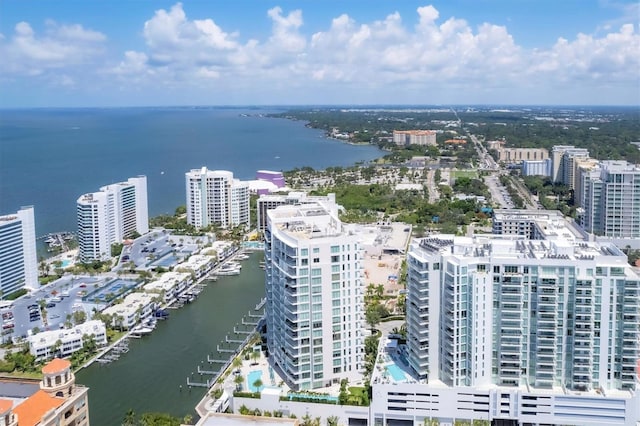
130, 326, 153, 337
215, 262, 242, 276
235, 253, 250, 260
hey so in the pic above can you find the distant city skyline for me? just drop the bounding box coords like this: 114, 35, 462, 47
1, 0, 639, 107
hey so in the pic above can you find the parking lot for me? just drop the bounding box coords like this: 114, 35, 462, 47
117, 230, 202, 271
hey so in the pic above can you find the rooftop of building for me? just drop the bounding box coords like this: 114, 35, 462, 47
0, 399, 12, 414
415, 234, 634, 270
269, 203, 342, 240
0, 378, 40, 408
492, 209, 588, 242
13, 390, 65, 426
197, 413, 299, 426
41, 358, 71, 375
143, 271, 191, 291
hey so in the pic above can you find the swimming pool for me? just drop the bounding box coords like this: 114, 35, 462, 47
247, 370, 263, 392
60, 259, 71, 268
386, 363, 407, 382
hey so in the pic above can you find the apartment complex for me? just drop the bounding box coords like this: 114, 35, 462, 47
256, 192, 336, 232
185, 168, 250, 229
393, 130, 437, 146
264, 199, 365, 390
0, 206, 38, 296
389, 233, 640, 425
578, 160, 640, 238
10, 358, 90, 425
77, 176, 148, 262
27, 320, 107, 361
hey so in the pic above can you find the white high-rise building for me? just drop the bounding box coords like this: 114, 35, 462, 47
551, 145, 591, 189
256, 192, 336, 232
264, 200, 364, 390
0, 206, 38, 295
185, 167, 250, 229
578, 160, 640, 238
387, 233, 640, 425
77, 176, 148, 262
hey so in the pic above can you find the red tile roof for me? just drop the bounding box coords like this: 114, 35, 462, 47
0, 399, 12, 414
13, 389, 64, 426
41, 358, 71, 375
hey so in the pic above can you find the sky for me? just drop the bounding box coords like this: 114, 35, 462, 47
0, 0, 639, 107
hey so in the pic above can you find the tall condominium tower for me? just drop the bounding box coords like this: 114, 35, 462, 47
77, 176, 148, 262
578, 160, 640, 238
551, 145, 591, 188
185, 167, 250, 229
0, 206, 38, 296
407, 235, 639, 390
256, 192, 336, 232
264, 200, 364, 390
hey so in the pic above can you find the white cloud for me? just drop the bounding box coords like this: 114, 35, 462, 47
0, 20, 106, 76
3, 3, 639, 105
530, 24, 639, 83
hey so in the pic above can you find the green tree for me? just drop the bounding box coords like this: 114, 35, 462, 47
252, 378, 263, 392
73, 310, 87, 325
234, 374, 244, 391
365, 304, 381, 332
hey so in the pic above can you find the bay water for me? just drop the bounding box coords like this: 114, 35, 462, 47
0, 107, 383, 236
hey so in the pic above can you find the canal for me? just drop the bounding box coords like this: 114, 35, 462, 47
76, 252, 266, 425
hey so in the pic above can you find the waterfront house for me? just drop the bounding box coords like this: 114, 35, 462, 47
27, 320, 107, 362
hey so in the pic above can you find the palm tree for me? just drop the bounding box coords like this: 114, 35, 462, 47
252, 378, 263, 392
232, 356, 242, 373
326, 415, 339, 426
233, 374, 244, 391
251, 350, 260, 365
122, 409, 137, 426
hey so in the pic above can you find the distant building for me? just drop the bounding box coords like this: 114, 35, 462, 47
393, 130, 436, 146
0, 206, 38, 296
185, 168, 250, 229
256, 192, 336, 232
521, 158, 552, 177
27, 320, 107, 361
77, 176, 148, 262
497, 147, 549, 163
492, 209, 587, 241
12, 358, 90, 426
578, 160, 640, 238
265, 199, 364, 390
551, 145, 591, 188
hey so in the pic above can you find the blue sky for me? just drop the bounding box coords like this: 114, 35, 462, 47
1, 0, 638, 106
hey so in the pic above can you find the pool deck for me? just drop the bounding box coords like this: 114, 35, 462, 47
370, 333, 424, 386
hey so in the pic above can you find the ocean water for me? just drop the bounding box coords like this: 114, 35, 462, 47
0, 107, 383, 237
